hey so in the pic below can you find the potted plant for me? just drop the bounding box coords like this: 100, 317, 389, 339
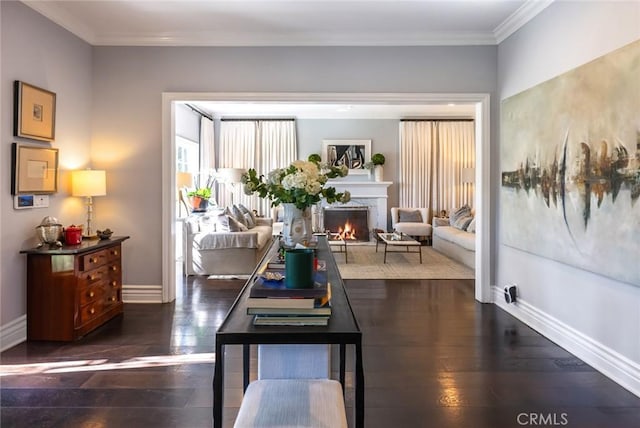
365, 153, 386, 181
187, 173, 215, 212
307, 153, 322, 163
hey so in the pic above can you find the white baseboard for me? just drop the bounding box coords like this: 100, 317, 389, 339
122, 284, 163, 303
492, 285, 640, 398
0, 315, 26, 352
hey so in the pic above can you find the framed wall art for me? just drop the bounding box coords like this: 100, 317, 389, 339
14, 81, 56, 141
11, 143, 59, 195
322, 139, 371, 175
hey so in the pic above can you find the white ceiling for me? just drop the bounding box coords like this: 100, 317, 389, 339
22, 0, 553, 47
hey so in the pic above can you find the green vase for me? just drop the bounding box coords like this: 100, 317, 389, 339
285, 248, 314, 289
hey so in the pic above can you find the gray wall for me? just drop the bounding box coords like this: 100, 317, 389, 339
297, 118, 400, 211
1, 2, 498, 336
90, 45, 497, 286
1, 2, 93, 326
497, 1, 640, 383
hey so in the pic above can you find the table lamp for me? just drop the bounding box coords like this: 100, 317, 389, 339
216, 167, 246, 205
71, 169, 106, 239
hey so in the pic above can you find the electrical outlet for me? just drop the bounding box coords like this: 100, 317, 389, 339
504, 284, 517, 303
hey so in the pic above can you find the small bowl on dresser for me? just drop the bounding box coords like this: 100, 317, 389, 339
96, 229, 113, 240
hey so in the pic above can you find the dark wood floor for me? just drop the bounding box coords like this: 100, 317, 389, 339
2, 277, 639, 428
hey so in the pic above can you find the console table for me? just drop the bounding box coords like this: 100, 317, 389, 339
213, 236, 364, 428
20, 236, 129, 341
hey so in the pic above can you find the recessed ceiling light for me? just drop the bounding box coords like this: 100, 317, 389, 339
448, 103, 456, 107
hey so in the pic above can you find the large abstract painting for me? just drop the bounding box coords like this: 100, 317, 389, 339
501, 40, 640, 286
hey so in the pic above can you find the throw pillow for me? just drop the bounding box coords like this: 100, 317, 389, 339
231, 205, 248, 227
199, 215, 217, 232
467, 217, 476, 233
216, 213, 231, 232
449, 205, 472, 226
228, 215, 248, 232
398, 209, 423, 223
243, 212, 256, 229
453, 214, 473, 231
238, 203, 257, 224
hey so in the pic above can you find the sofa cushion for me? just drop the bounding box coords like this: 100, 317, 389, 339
238, 203, 257, 224
398, 209, 423, 223
433, 226, 475, 252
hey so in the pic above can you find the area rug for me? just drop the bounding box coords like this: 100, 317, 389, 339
334, 244, 474, 280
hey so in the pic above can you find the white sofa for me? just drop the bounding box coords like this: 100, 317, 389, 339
184, 214, 273, 276
432, 217, 475, 269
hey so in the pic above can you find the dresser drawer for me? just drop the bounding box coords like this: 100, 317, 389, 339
80, 300, 105, 324
78, 265, 109, 286
79, 282, 105, 306
105, 244, 122, 262
80, 249, 109, 271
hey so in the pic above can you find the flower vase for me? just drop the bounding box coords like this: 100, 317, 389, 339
281, 203, 313, 247
374, 165, 384, 182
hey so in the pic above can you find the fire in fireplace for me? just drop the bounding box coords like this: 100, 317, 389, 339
323, 207, 369, 242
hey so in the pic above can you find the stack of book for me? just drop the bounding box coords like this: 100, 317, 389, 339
247, 262, 331, 326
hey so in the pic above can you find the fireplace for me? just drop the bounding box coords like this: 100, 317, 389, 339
323, 207, 369, 242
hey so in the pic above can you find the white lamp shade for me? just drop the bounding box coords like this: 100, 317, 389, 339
72, 170, 107, 197
461, 167, 475, 183
217, 168, 246, 184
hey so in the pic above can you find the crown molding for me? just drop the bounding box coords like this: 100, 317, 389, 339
92, 31, 497, 47
22, 0, 97, 45
494, 0, 555, 44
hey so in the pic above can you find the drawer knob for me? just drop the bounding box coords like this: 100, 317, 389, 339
111, 250, 118, 256
111, 281, 117, 287
110, 266, 118, 272
90, 308, 95, 315
89, 274, 97, 281
110, 296, 116, 302
89, 291, 95, 298
89, 257, 97, 264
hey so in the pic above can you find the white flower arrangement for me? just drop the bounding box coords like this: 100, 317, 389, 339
242, 160, 351, 210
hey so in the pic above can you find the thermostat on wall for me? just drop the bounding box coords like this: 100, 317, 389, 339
14, 194, 49, 209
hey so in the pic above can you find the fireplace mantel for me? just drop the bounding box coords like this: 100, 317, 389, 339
322, 180, 393, 231
327, 180, 392, 198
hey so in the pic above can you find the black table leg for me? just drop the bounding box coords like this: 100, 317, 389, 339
243, 344, 250, 391
339, 344, 346, 394
213, 341, 224, 428
355, 341, 365, 428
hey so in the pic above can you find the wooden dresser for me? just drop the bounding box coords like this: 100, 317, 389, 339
20, 236, 129, 341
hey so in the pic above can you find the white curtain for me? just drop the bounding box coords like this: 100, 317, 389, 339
399, 121, 475, 219
219, 121, 257, 207
218, 120, 297, 213
256, 121, 297, 215
200, 116, 215, 172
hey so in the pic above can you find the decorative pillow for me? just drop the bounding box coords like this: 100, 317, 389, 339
449, 205, 472, 226
199, 215, 217, 232
238, 203, 257, 224
466, 217, 476, 233
216, 213, 231, 232
453, 215, 473, 231
398, 209, 423, 223
231, 205, 248, 227
243, 212, 256, 229
228, 215, 248, 232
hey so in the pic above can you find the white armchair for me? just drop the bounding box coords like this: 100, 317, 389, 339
390, 207, 432, 242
